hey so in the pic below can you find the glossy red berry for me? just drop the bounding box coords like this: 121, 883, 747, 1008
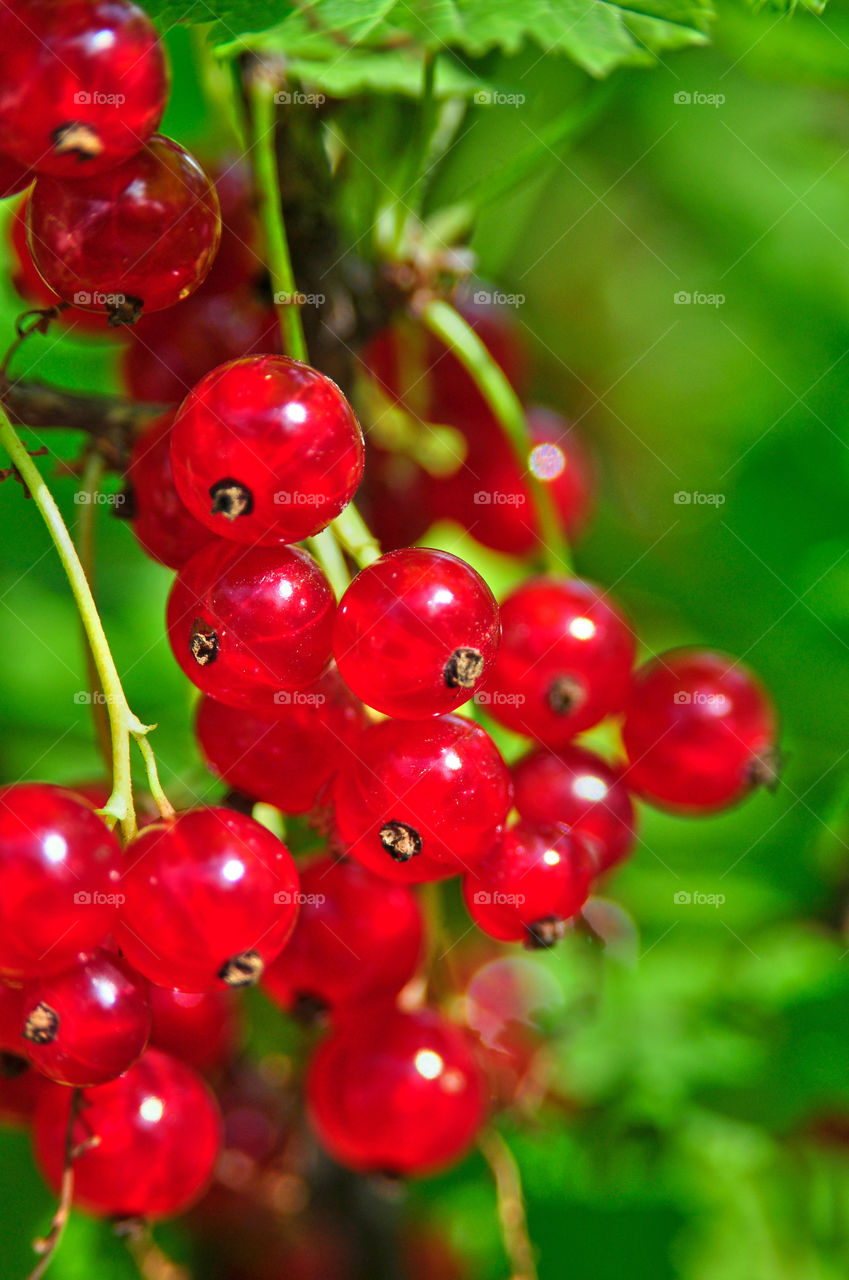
166, 540, 335, 713
0, 0, 168, 179
170, 355, 364, 545
622, 648, 778, 812
333, 714, 512, 881
27, 135, 221, 323
33, 1048, 221, 1218
0, 784, 122, 982
306, 1008, 486, 1175
463, 820, 593, 947
10, 193, 115, 335
486, 578, 635, 745
20, 948, 150, 1087
512, 745, 636, 872
114, 808, 300, 992
263, 856, 423, 1015
199, 158, 264, 297
333, 548, 500, 718
355, 445, 435, 552
126, 413, 213, 570
196, 669, 366, 815
0, 152, 32, 199
149, 986, 240, 1074
0, 1052, 51, 1129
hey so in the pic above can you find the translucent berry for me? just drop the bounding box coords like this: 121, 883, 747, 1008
306, 1008, 486, 1175
114, 808, 300, 992
166, 540, 335, 712
126, 413, 213, 570
333, 548, 501, 718
149, 987, 240, 1074
33, 1048, 221, 1218
622, 648, 778, 812
9, 194, 111, 335
356, 445, 435, 552
0, 152, 32, 199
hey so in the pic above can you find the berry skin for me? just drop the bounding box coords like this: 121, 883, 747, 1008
9, 194, 112, 335
166, 540, 335, 713
149, 986, 240, 1074
356, 445, 435, 553
486, 577, 635, 745
126, 413, 213, 570
333, 548, 501, 719
0, 0, 168, 179
333, 714, 513, 881
306, 1008, 486, 1175
33, 1048, 222, 1219
621, 648, 778, 812
463, 821, 593, 948
114, 808, 300, 993
195, 669, 367, 815
263, 856, 423, 1016
512, 745, 636, 873
0, 152, 32, 199
170, 355, 364, 545
27, 135, 221, 324
0, 784, 122, 982
20, 948, 151, 1087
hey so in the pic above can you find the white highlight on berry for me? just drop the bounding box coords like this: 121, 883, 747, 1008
414, 1048, 444, 1080
139, 1095, 165, 1123
574, 774, 608, 803
568, 616, 596, 641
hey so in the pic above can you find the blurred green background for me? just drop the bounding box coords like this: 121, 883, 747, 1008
3, 3, 849, 1277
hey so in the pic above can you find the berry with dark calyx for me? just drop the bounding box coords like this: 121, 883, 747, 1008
27, 135, 221, 323
114, 808, 300, 993
463, 821, 593, 946
622, 648, 779, 812
333, 714, 513, 881
0, 153, 32, 200
0, 0, 168, 179
33, 1048, 221, 1219
486, 577, 635, 745
0, 784, 122, 982
126, 412, 213, 570
513, 744, 636, 873
166, 540, 335, 711
149, 986, 241, 1074
170, 354, 364, 545
263, 856, 423, 1015
20, 948, 151, 1087
306, 1008, 486, 1175
195, 669, 367, 815
333, 548, 501, 719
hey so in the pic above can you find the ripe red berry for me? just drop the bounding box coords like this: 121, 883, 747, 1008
306, 1008, 486, 1175
512, 745, 636, 873
114, 808, 300, 992
263, 856, 423, 1016
463, 820, 593, 947
20, 948, 151, 1087
0, 0, 168, 179
196, 669, 366, 815
33, 1048, 221, 1218
355, 445, 435, 552
166, 540, 335, 712
333, 714, 512, 881
199, 158, 264, 297
10, 193, 115, 335
149, 986, 240, 1074
126, 413, 213, 570
333, 548, 501, 718
486, 578, 635, 745
0, 152, 32, 199
170, 355, 364, 544
0, 784, 122, 982
27, 135, 221, 324
622, 648, 778, 811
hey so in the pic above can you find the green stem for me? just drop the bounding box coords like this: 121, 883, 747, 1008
330, 502, 382, 570
307, 527, 351, 599
248, 74, 309, 363
420, 299, 571, 572
75, 452, 113, 779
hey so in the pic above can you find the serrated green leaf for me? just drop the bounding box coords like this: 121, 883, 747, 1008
280, 50, 486, 97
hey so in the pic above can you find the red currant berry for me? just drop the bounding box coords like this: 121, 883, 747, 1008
0, 1051, 51, 1129
114, 808, 300, 992
33, 1048, 221, 1218
0, 983, 25, 1053
622, 648, 778, 811
0, 784, 122, 982
201, 158, 264, 296
166, 540, 335, 712
263, 856, 423, 1016
487, 578, 635, 745
196, 669, 367, 815
126, 413, 213, 570
0, 0, 168, 179
10, 193, 114, 335
27, 136, 221, 324
170, 355, 364, 544
20, 947, 150, 1087
0, 152, 32, 199
306, 1008, 486, 1175
333, 548, 500, 718
333, 714, 512, 879
149, 986, 240, 1074
512, 745, 636, 872
356, 445, 435, 552
463, 820, 593, 947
